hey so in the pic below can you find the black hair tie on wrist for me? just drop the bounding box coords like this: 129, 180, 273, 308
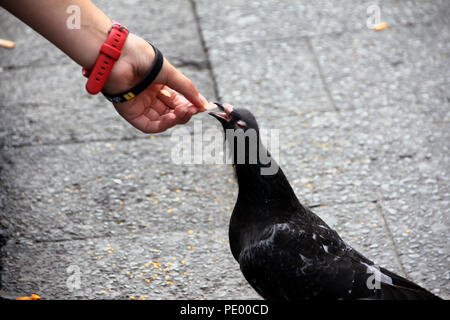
102, 42, 164, 104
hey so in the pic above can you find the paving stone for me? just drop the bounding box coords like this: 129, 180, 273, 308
194, 0, 450, 45
310, 23, 450, 111
0, 0, 207, 68
208, 37, 332, 111
0, 229, 259, 299
0, 138, 236, 242
94, 0, 206, 64
0, 64, 216, 147
0, 9, 69, 68
1, 0, 448, 300
380, 198, 449, 297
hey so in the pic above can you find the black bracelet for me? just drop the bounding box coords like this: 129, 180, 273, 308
102, 43, 164, 103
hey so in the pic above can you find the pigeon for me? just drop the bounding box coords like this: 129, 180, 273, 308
209, 103, 441, 300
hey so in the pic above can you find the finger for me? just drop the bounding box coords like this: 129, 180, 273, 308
157, 86, 178, 109
163, 62, 208, 109
157, 86, 200, 123
149, 99, 170, 116
144, 107, 161, 121
195, 93, 209, 112
156, 112, 178, 131
130, 112, 176, 133
178, 106, 197, 124
158, 85, 196, 112
172, 105, 189, 123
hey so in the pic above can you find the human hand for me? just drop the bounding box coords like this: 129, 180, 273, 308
2, 1, 211, 133
103, 34, 210, 133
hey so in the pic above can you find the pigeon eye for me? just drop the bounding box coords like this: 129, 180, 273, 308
236, 120, 247, 128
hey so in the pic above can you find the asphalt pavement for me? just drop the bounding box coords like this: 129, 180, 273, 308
0, 0, 448, 299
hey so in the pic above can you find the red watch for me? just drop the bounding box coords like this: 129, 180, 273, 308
82, 21, 129, 95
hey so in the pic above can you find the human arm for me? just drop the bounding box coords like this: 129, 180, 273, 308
1, 0, 210, 132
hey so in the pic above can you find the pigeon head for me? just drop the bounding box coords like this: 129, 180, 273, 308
208, 103, 259, 133
209, 103, 278, 176
209, 103, 260, 166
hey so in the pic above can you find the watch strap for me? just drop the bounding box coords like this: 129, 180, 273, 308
101, 43, 164, 104
83, 21, 129, 95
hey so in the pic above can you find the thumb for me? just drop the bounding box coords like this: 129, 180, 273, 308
159, 59, 208, 110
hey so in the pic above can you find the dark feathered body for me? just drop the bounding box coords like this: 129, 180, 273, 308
230, 161, 439, 300
210, 104, 441, 300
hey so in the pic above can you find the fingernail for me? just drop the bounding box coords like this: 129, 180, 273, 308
204, 102, 217, 110
160, 89, 171, 97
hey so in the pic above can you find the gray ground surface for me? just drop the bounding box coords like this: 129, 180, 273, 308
0, 0, 449, 299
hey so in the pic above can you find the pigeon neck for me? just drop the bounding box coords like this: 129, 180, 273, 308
233, 143, 300, 209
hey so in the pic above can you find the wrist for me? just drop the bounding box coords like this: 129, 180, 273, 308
81, 19, 111, 71
102, 34, 156, 95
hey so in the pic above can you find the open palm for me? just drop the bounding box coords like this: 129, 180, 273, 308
113, 84, 199, 133
104, 35, 208, 133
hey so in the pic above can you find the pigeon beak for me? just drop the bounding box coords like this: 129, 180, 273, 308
209, 102, 231, 124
